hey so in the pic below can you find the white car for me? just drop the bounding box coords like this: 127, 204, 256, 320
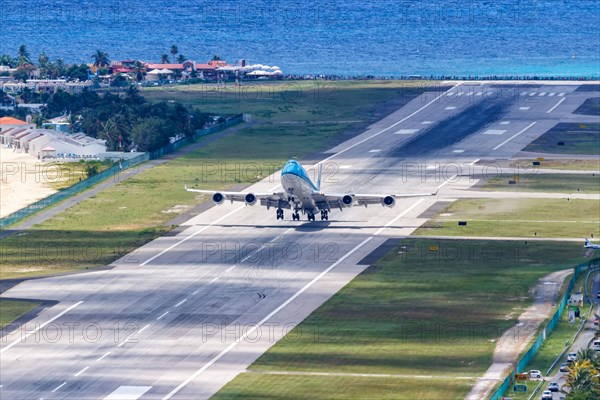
541, 390, 553, 400
529, 369, 543, 378
567, 352, 578, 362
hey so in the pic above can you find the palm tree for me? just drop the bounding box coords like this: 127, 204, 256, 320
170, 45, 178, 61
212, 54, 222, 61
0, 54, 17, 67
566, 360, 600, 395
177, 54, 186, 64
578, 349, 597, 363
17, 44, 31, 66
91, 50, 110, 68
160, 54, 170, 64
38, 52, 49, 67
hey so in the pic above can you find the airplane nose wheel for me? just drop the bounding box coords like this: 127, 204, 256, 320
276, 209, 284, 220
321, 210, 328, 221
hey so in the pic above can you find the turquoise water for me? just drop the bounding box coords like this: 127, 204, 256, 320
1, 0, 599, 77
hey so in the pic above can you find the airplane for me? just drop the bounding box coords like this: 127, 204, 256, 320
185, 159, 437, 221
584, 238, 600, 257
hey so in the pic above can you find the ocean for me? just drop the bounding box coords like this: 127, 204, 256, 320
1, 0, 599, 77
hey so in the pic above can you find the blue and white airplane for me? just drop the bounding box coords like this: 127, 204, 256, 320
185, 159, 436, 221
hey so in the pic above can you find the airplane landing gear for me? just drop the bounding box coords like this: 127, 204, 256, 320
321, 210, 329, 221
307, 212, 316, 221
276, 209, 284, 220
292, 212, 300, 221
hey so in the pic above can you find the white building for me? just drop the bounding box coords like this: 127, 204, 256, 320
26, 130, 106, 159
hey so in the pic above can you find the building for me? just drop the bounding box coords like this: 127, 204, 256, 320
0, 117, 36, 146
26, 130, 106, 159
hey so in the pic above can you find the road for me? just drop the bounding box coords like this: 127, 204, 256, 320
1, 82, 599, 400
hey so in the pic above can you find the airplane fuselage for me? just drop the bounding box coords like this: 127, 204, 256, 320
280, 161, 319, 214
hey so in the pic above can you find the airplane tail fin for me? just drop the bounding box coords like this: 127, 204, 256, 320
316, 162, 323, 191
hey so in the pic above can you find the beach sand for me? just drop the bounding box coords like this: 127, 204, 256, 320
0, 148, 57, 218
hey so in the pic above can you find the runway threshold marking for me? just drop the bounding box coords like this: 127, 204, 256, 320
493, 122, 537, 150
0, 301, 84, 354
318, 83, 462, 165
547, 97, 566, 113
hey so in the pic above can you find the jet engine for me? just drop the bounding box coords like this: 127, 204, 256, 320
212, 192, 224, 205
342, 195, 353, 206
245, 193, 257, 206
382, 196, 395, 207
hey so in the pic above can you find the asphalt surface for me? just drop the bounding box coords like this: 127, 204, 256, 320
1, 82, 599, 400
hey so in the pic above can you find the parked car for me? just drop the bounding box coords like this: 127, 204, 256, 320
529, 369, 543, 378
567, 352, 578, 362
541, 389, 553, 399
560, 362, 569, 372
548, 382, 560, 392
592, 340, 600, 351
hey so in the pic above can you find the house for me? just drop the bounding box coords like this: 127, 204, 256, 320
28, 130, 106, 159
0, 117, 35, 145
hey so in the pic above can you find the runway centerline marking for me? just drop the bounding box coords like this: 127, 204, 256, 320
51, 382, 67, 393
117, 324, 150, 347
1, 301, 83, 354
318, 83, 462, 164
74, 366, 89, 377
519, 107, 530, 110
162, 235, 375, 400
547, 97, 566, 113
175, 299, 187, 307
157, 312, 169, 320
493, 122, 537, 150
96, 352, 111, 361
373, 199, 424, 236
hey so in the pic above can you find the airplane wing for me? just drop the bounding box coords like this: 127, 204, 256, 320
314, 190, 437, 210
185, 186, 288, 208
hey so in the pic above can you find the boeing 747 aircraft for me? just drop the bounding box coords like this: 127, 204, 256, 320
185, 159, 436, 221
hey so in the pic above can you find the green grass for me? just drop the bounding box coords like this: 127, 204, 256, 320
479, 173, 600, 194
523, 123, 600, 155
414, 198, 600, 238
508, 159, 600, 171
573, 97, 600, 116
0, 299, 39, 329
214, 239, 584, 399
43, 160, 114, 190
212, 374, 475, 400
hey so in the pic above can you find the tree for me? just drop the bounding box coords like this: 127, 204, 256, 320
565, 360, 600, 399
160, 54, 170, 64
131, 117, 171, 151
38, 52, 49, 67
91, 50, 110, 68
65, 64, 89, 81
177, 54, 186, 64
212, 54, 222, 61
170, 44, 178, 60
17, 44, 31, 66
0, 54, 17, 67
12, 67, 30, 82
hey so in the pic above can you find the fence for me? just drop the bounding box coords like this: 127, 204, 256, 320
0, 115, 243, 229
489, 260, 594, 400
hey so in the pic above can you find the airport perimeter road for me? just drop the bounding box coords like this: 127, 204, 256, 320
1, 82, 599, 400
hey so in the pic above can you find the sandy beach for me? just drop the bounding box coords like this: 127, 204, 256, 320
0, 147, 57, 218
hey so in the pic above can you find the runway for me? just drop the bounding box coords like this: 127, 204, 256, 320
1, 81, 599, 399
